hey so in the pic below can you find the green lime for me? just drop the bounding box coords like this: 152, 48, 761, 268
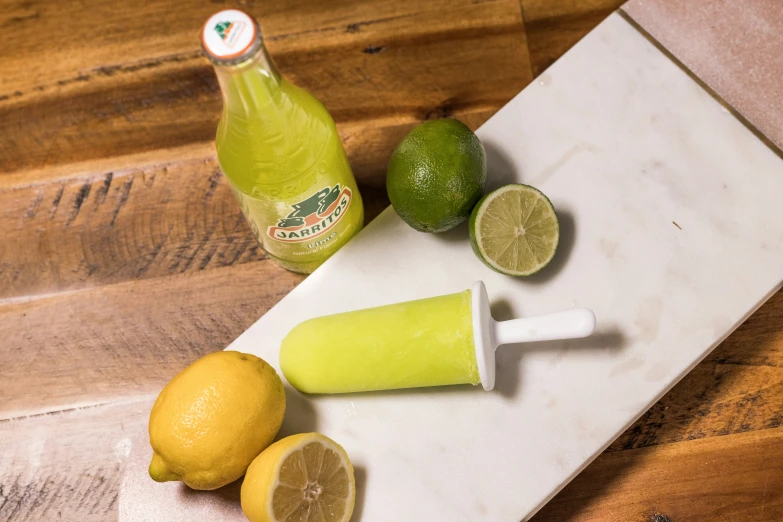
386, 118, 487, 233
469, 184, 559, 276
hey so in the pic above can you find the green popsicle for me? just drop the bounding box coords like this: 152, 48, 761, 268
279, 282, 596, 394
280, 290, 479, 394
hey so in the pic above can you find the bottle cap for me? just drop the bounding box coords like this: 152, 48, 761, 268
201, 10, 262, 65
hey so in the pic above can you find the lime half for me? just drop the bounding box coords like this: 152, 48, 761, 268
469, 184, 559, 276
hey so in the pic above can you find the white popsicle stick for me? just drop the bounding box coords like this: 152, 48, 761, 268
471, 281, 596, 391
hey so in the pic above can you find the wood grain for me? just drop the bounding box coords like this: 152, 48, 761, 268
519, 0, 624, 76
0, 150, 392, 300
0, 156, 262, 299
1, 0, 526, 95
0, 400, 152, 522
532, 427, 783, 521
0, 262, 303, 418
0, 0, 530, 176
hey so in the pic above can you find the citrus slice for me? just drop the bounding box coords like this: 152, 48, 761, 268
469, 184, 559, 276
241, 433, 355, 522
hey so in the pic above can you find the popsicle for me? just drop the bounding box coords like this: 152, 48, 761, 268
280, 281, 595, 393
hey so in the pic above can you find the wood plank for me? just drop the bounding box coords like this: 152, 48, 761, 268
0, 155, 262, 299
0, 0, 526, 94
0, 0, 530, 176
532, 427, 783, 521
519, 0, 623, 76
0, 399, 151, 522
0, 153, 391, 299
0, 262, 302, 418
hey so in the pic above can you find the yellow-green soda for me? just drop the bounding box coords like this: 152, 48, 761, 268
202, 9, 363, 273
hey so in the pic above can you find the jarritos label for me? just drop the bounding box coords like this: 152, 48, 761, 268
268, 185, 352, 243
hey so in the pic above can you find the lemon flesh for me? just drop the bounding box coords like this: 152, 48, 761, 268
241, 433, 355, 522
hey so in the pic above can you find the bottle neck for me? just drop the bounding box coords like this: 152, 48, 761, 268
214, 44, 283, 113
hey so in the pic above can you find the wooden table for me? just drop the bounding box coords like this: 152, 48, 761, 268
1, 1, 781, 520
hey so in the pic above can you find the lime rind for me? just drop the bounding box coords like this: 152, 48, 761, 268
386, 118, 487, 233
469, 184, 560, 276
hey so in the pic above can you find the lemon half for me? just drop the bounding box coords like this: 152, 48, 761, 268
241, 433, 355, 522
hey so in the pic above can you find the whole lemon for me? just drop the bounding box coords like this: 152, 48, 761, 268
148, 351, 286, 490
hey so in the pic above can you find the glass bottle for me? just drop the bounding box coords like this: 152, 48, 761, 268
202, 9, 364, 273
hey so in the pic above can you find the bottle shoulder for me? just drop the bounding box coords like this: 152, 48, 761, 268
216, 114, 348, 196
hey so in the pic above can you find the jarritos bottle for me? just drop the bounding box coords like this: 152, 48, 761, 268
202, 10, 364, 273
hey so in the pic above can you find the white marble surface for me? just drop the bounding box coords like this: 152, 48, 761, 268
120, 13, 783, 521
